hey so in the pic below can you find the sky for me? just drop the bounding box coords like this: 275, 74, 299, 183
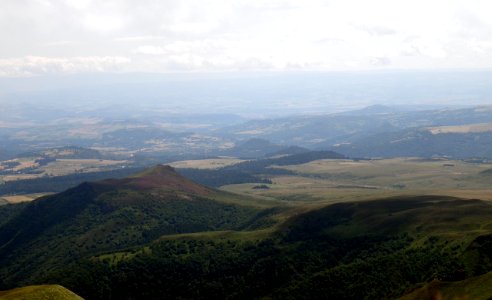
2, 0, 492, 77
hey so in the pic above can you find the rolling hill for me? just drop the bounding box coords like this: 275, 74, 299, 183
0, 165, 272, 288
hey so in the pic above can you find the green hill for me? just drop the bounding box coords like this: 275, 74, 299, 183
0, 165, 273, 288
0, 285, 82, 300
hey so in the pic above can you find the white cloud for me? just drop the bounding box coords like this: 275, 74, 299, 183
0, 56, 131, 77
2, 0, 492, 74
82, 14, 126, 33
134, 45, 168, 55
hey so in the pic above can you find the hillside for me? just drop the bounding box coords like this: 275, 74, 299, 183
0, 165, 272, 288
399, 272, 492, 300
38, 195, 492, 299
0, 285, 82, 300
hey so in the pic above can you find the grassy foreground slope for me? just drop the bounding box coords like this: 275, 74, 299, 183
0, 285, 82, 300
399, 272, 492, 300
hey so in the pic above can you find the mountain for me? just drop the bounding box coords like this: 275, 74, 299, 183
221, 138, 286, 158
334, 125, 492, 159
0, 165, 270, 288
218, 106, 492, 149
0, 285, 82, 300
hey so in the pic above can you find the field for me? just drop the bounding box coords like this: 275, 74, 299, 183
169, 158, 244, 169
221, 158, 492, 204
0, 158, 128, 182
0, 193, 50, 204
428, 122, 492, 134
39, 159, 127, 176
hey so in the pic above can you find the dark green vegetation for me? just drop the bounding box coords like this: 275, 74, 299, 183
1, 167, 492, 300
0, 166, 272, 289
40, 196, 492, 299
0, 285, 82, 300
0, 202, 28, 227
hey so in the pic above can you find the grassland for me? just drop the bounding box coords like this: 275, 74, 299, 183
169, 158, 244, 169
0, 285, 82, 300
39, 159, 128, 176
221, 158, 492, 204
0, 193, 50, 204
0, 158, 128, 183
399, 271, 492, 300
428, 122, 492, 134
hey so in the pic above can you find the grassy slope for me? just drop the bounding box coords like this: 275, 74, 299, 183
223, 158, 492, 205
0, 285, 83, 300
399, 271, 492, 300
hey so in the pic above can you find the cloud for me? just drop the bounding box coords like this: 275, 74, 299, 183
134, 45, 167, 55
0, 56, 131, 77
2, 0, 492, 74
370, 56, 391, 66
354, 25, 397, 36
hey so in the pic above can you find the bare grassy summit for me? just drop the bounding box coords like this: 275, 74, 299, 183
0, 285, 82, 300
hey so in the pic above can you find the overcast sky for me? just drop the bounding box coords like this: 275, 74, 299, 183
1, 0, 492, 77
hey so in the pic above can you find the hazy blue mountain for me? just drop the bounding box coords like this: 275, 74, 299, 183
332, 128, 492, 159
220, 106, 492, 151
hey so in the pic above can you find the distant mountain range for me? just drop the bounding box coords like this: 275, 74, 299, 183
220, 106, 492, 159
3, 105, 492, 162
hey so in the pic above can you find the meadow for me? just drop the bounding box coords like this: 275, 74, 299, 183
221, 158, 492, 204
